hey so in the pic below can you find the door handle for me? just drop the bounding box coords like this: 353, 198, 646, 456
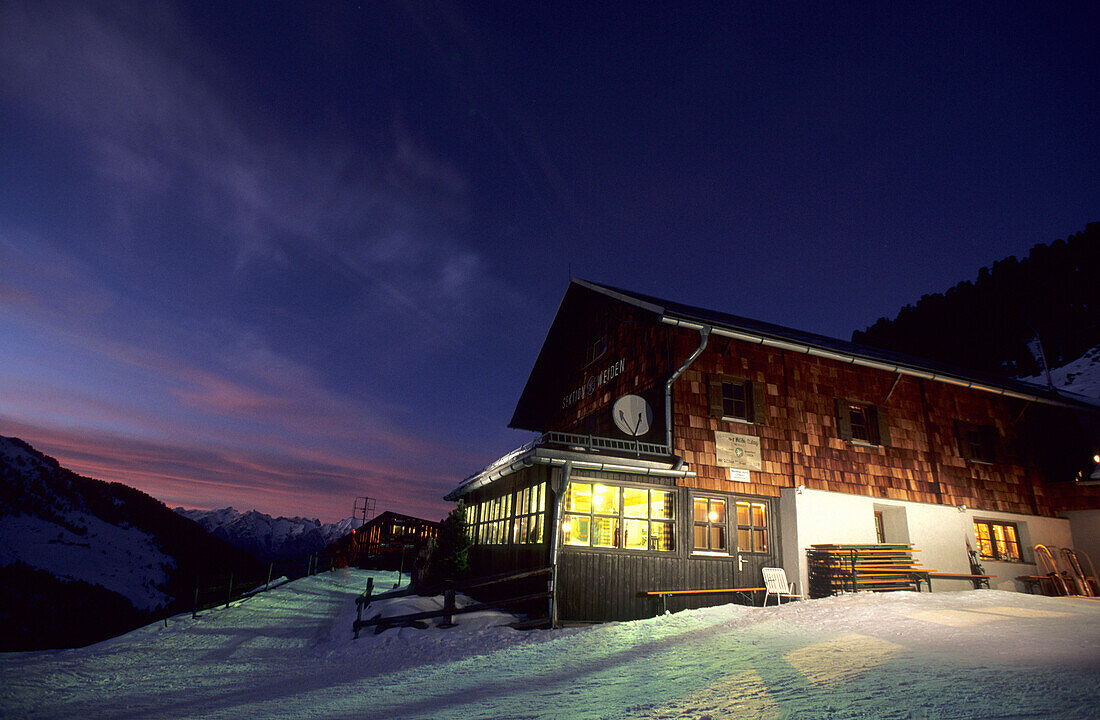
738, 555, 745, 572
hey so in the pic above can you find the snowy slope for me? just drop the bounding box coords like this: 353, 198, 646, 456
174, 507, 361, 561
0, 435, 264, 650
0, 436, 172, 610
1020, 344, 1100, 399
1, 569, 1096, 720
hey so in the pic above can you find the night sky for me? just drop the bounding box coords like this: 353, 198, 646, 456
1, 1, 1095, 522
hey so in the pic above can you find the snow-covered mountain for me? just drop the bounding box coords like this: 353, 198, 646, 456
1020, 344, 1100, 399
175, 507, 361, 562
0, 435, 263, 650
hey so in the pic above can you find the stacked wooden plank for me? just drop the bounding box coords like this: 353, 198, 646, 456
807, 544, 924, 598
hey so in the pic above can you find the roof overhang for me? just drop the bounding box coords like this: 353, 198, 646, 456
445, 445, 695, 502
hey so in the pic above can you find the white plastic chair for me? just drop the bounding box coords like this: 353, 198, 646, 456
762, 567, 803, 606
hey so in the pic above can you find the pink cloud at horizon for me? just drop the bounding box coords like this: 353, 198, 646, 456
1, 418, 456, 523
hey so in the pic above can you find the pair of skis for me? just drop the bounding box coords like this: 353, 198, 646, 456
1034, 544, 1099, 597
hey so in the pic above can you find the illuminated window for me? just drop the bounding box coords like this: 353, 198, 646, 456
973, 520, 1021, 562
563, 481, 674, 551
836, 399, 890, 445
693, 496, 727, 552
468, 482, 548, 546
735, 501, 768, 553
513, 482, 547, 544
848, 404, 871, 443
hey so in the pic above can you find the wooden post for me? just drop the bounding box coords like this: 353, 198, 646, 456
353, 578, 374, 639
192, 580, 200, 619
440, 584, 456, 628
265, 562, 273, 591
226, 572, 234, 608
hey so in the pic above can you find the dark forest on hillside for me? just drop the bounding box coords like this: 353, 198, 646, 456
852, 223, 1100, 379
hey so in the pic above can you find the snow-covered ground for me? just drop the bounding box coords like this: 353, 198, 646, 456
1, 569, 1097, 720
1020, 345, 1100, 400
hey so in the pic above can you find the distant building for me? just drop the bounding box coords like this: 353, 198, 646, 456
350, 511, 439, 569
446, 280, 1100, 622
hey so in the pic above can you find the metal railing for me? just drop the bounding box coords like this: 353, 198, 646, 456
472, 432, 670, 480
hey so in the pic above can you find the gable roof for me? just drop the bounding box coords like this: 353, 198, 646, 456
550, 278, 1097, 411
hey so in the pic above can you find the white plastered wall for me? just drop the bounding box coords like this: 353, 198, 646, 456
779, 487, 1074, 594
1060, 510, 1100, 574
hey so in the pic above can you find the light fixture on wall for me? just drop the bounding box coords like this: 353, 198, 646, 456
957, 504, 967, 513
796, 485, 805, 495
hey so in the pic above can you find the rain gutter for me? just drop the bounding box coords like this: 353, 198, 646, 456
660, 316, 1083, 409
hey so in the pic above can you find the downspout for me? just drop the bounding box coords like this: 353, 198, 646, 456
548, 460, 572, 628
665, 325, 710, 454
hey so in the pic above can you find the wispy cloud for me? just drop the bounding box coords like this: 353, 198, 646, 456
0, 1, 489, 322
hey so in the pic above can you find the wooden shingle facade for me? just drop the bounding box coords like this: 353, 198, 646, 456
448, 280, 1100, 622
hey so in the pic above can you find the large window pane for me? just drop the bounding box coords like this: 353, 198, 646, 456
566, 483, 591, 513
752, 503, 766, 527
710, 500, 726, 524
623, 519, 648, 549
652, 491, 674, 519
563, 514, 589, 546
592, 516, 620, 548
694, 524, 707, 549
623, 488, 649, 518
709, 525, 725, 551
651, 522, 673, 551
693, 498, 708, 523
591, 484, 619, 515
736, 502, 750, 526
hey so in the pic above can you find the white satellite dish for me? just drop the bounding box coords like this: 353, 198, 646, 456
612, 394, 652, 436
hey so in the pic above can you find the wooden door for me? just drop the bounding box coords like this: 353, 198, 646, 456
731, 496, 777, 589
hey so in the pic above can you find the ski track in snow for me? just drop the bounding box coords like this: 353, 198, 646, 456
1, 570, 1097, 719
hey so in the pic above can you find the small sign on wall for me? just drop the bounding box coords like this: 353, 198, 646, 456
729, 468, 751, 483
715, 430, 762, 472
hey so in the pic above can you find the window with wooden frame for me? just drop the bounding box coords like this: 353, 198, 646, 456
708, 373, 766, 424
973, 520, 1022, 562
693, 496, 728, 553
735, 500, 768, 553
562, 481, 675, 551
956, 421, 998, 464
513, 482, 547, 544
835, 399, 891, 446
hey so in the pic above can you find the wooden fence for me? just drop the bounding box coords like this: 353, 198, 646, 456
191, 553, 334, 618
353, 567, 552, 638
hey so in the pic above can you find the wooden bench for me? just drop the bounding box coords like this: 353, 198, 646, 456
643, 587, 766, 615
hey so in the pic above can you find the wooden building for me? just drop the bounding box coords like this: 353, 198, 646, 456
353, 511, 439, 569
445, 280, 1100, 622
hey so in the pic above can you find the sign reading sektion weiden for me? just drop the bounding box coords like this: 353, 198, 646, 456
714, 431, 762, 472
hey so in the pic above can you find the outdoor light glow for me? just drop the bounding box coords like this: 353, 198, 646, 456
1093, 454, 1099, 463
709, 511, 718, 522
562, 521, 572, 532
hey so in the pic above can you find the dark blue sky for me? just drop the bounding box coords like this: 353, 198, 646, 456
0, 1, 1095, 521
